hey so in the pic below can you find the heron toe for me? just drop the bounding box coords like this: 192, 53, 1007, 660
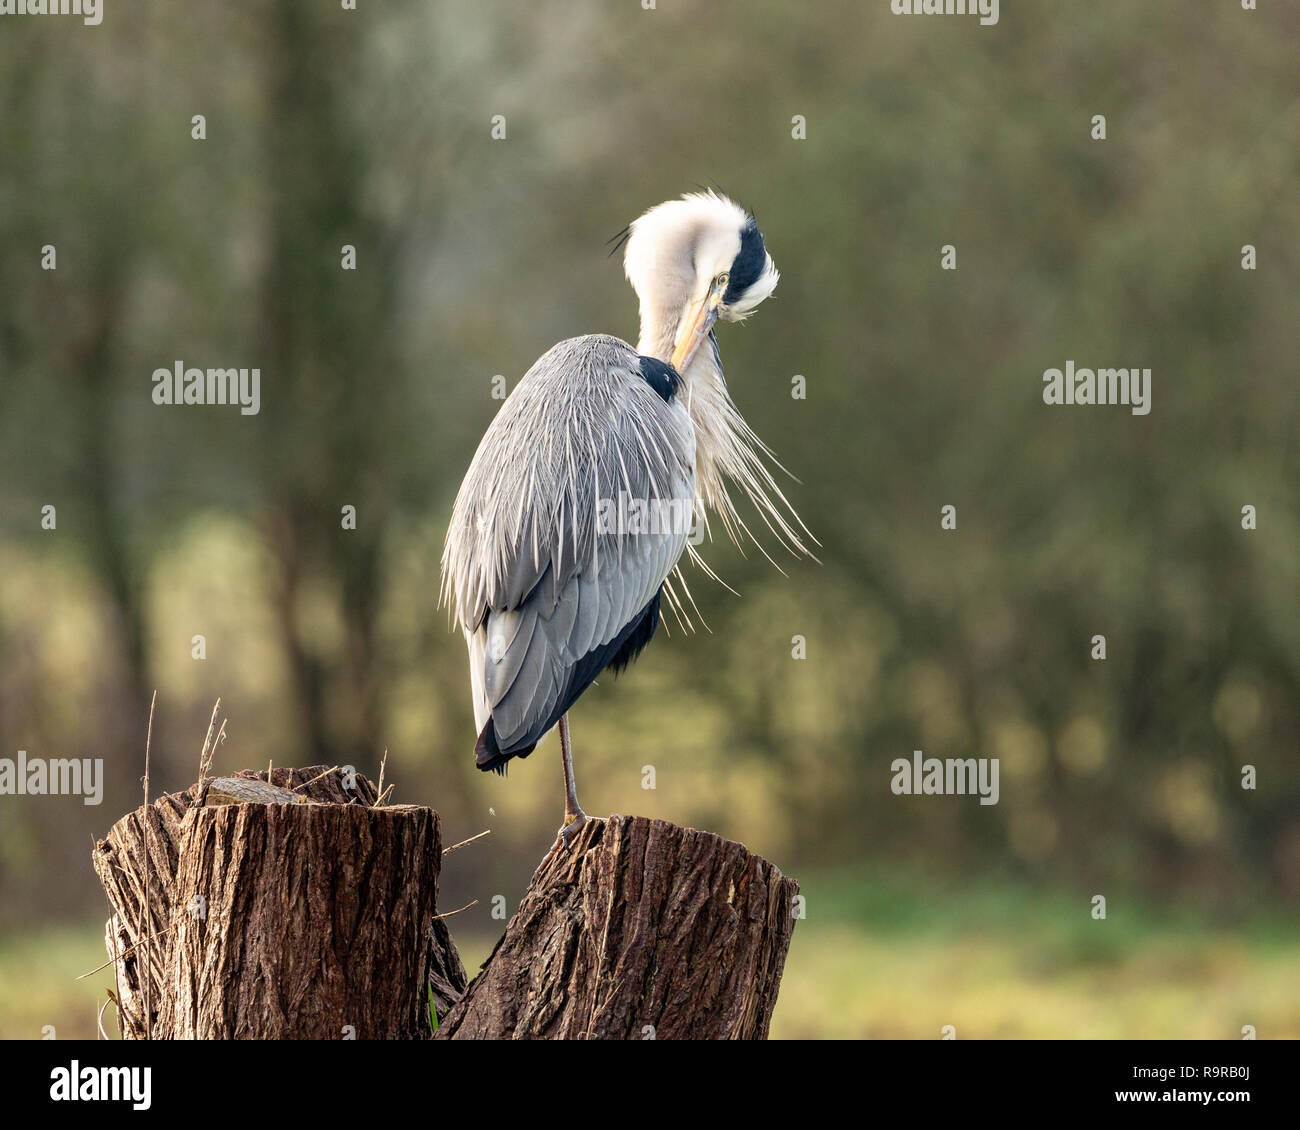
559, 810, 588, 848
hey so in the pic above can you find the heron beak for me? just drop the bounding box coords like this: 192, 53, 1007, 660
670, 278, 724, 374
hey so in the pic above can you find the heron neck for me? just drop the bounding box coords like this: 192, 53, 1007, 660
635, 302, 679, 370
636, 308, 725, 396
638, 314, 731, 505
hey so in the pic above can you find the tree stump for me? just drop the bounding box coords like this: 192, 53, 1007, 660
92, 767, 467, 1039
94, 772, 799, 1039
435, 814, 800, 1040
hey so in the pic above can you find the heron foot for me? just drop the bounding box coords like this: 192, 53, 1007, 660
559, 809, 588, 848
531, 813, 597, 886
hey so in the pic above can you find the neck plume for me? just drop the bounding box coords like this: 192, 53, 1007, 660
637, 308, 818, 568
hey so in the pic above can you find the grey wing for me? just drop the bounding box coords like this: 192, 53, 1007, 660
441, 335, 695, 768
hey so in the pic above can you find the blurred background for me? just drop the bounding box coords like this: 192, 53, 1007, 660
1, 0, 1298, 1039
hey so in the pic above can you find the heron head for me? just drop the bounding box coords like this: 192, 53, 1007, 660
623, 191, 779, 374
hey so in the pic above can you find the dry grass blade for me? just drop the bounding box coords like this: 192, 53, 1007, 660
375, 748, 389, 807
205, 718, 227, 779
197, 697, 222, 781
290, 765, 341, 793
141, 690, 156, 1041
443, 829, 491, 854
78, 921, 180, 980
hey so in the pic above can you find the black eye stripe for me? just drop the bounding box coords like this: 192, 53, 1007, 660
724, 220, 765, 303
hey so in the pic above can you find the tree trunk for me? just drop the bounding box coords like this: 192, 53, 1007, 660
94, 775, 798, 1040
435, 814, 799, 1040
92, 767, 467, 1039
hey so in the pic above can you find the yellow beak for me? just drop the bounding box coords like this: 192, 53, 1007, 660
670, 278, 725, 374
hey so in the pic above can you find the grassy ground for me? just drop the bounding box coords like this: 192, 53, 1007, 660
772, 868, 1300, 1039
4, 869, 1297, 1039
0, 923, 118, 1041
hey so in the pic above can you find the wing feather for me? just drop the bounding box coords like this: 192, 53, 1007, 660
444, 335, 695, 762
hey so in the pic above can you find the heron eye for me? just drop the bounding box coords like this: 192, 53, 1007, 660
716, 272, 729, 289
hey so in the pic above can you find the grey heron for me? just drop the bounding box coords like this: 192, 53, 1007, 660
442, 191, 814, 847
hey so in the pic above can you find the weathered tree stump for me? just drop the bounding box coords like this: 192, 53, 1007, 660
92, 766, 466, 1039
95, 770, 799, 1039
435, 814, 799, 1040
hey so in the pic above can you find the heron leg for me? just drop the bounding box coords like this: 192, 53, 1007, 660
559, 713, 587, 846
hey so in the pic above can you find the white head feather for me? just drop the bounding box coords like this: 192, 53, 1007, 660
624, 191, 779, 355
622, 192, 814, 570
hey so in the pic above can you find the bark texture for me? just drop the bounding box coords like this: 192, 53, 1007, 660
435, 814, 799, 1040
94, 774, 798, 1040
92, 766, 466, 1039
